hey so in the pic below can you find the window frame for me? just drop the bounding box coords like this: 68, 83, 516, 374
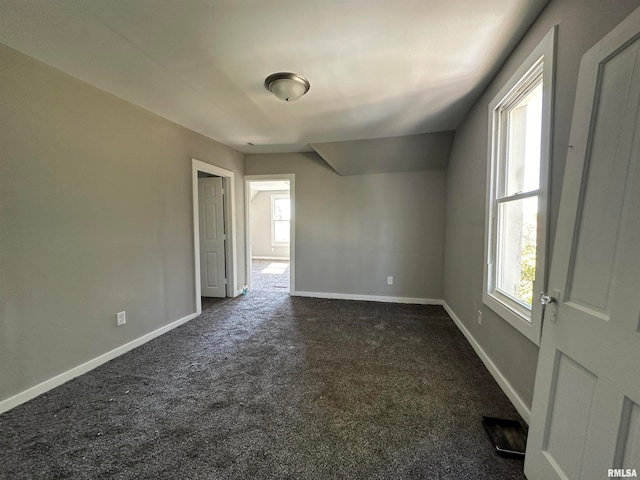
483, 27, 556, 345
271, 194, 291, 247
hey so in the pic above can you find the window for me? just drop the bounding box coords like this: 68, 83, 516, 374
271, 194, 290, 246
484, 27, 556, 345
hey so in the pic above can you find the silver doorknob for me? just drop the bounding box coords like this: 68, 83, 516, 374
538, 292, 555, 305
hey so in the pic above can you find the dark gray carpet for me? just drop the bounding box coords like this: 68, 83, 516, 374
0, 292, 526, 479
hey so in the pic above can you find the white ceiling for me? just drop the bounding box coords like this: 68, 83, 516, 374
249, 180, 290, 201
0, 0, 548, 154
250, 181, 291, 192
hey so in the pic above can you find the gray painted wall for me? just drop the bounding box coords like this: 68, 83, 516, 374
443, 0, 640, 411
250, 191, 290, 259
0, 43, 246, 403
245, 152, 446, 299
311, 131, 454, 176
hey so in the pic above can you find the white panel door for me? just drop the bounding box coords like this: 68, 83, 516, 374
524, 8, 640, 480
198, 176, 226, 298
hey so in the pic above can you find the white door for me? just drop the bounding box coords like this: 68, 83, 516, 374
198, 176, 226, 298
524, 8, 640, 480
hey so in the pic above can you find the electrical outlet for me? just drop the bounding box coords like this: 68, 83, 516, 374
387, 276, 393, 285
116, 311, 126, 327
477, 310, 483, 325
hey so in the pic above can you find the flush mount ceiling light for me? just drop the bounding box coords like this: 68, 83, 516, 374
264, 72, 310, 102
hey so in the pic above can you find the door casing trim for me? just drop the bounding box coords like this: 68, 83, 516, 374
192, 159, 238, 314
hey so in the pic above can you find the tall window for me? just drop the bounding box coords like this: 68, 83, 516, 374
484, 28, 555, 345
271, 194, 290, 246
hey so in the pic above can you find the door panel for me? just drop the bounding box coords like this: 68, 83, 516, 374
616, 398, 640, 469
204, 203, 219, 241
542, 353, 597, 480
205, 252, 220, 288
199, 177, 226, 298
525, 8, 640, 480
568, 38, 640, 315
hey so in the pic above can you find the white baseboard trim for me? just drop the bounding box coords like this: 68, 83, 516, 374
0, 311, 199, 414
291, 290, 443, 305
442, 301, 531, 424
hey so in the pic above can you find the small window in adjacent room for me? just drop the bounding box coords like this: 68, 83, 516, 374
271, 194, 290, 246
484, 27, 556, 345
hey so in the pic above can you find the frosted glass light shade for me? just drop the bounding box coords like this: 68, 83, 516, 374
265, 72, 310, 102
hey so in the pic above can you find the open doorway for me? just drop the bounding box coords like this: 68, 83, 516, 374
192, 159, 238, 315
245, 174, 295, 294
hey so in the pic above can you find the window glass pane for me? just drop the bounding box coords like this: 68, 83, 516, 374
496, 196, 538, 308
273, 198, 290, 221
274, 220, 290, 243
505, 82, 543, 197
